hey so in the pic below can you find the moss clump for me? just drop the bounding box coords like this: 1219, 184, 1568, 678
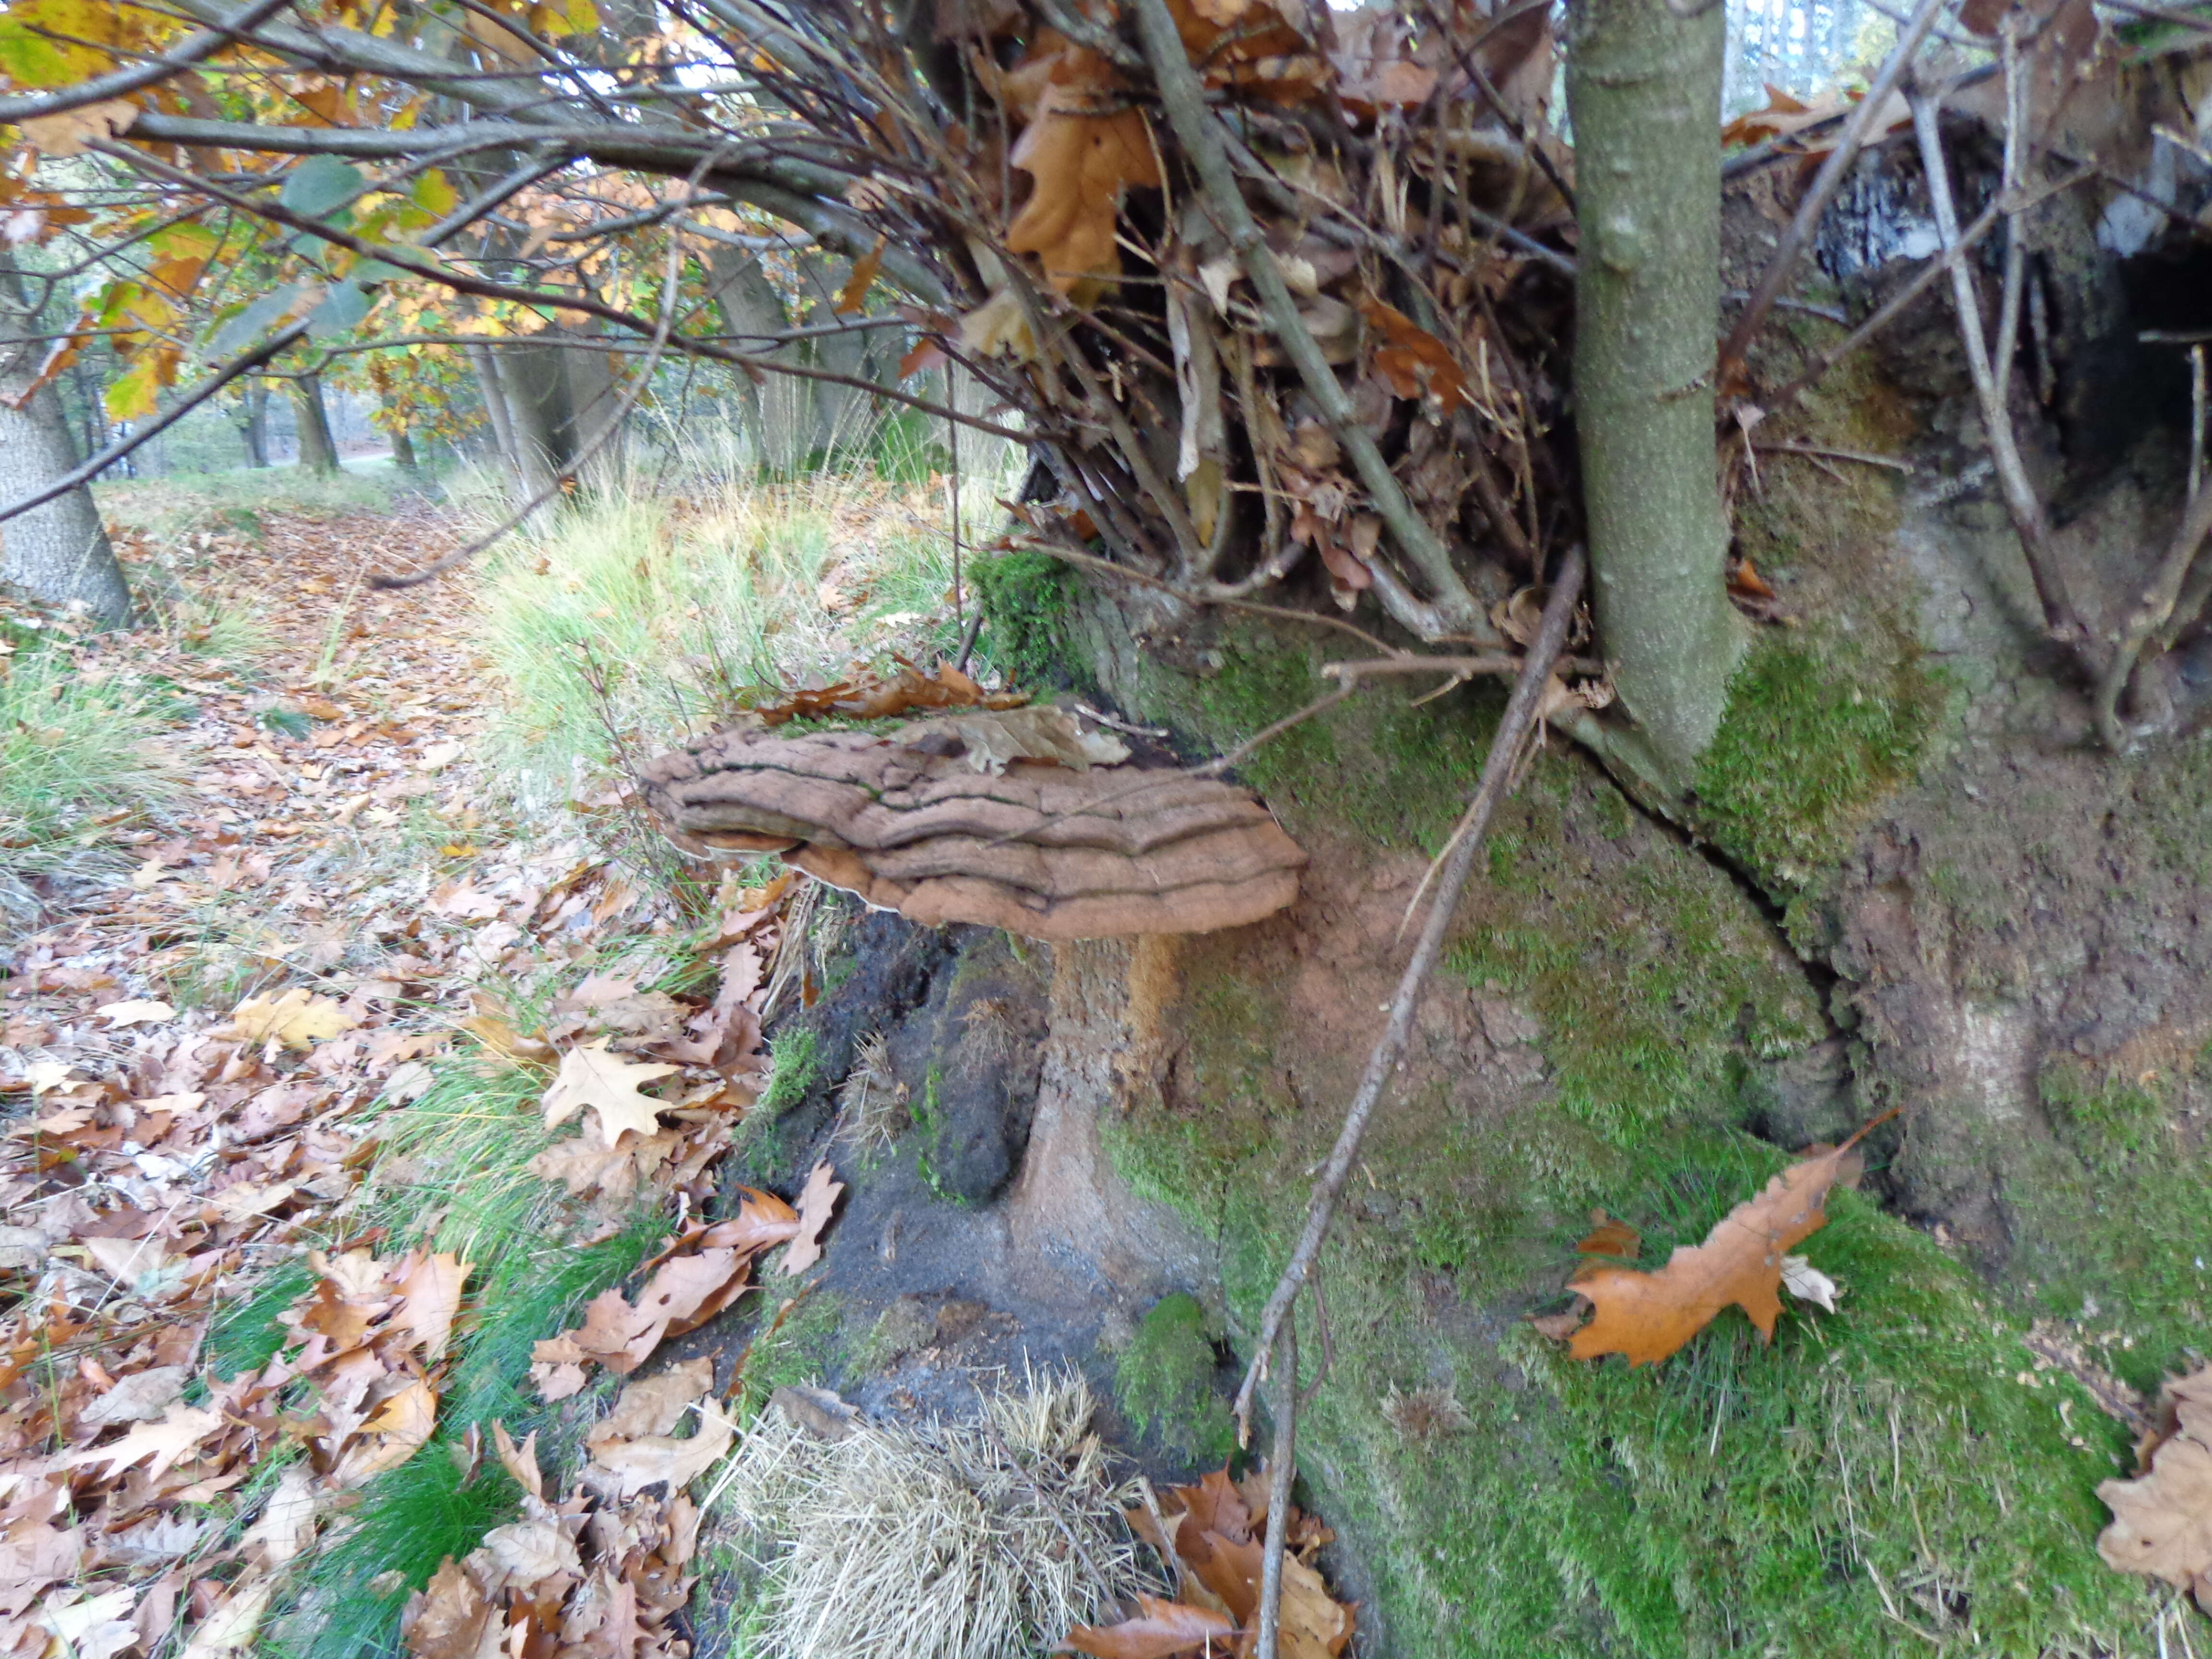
1116, 1293, 1236, 1466
2037, 1060, 2166, 1170
1181, 628, 1502, 854
734, 1028, 821, 1179
1693, 633, 1940, 905
1449, 770, 1825, 1154
972, 549, 1077, 690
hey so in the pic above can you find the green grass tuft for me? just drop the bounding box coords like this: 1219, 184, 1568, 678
0, 634, 175, 889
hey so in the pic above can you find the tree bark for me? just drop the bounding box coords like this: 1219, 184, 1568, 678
389, 424, 419, 470
239, 380, 271, 467
0, 263, 132, 625
289, 372, 342, 474
1566, 0, 1742, 779
0, 382, 133, 625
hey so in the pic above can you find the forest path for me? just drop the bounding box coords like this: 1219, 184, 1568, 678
0, 496, 768, 1657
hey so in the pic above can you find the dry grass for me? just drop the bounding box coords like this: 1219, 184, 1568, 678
833, 1031, 909, 1153
706, 1371, 1162, 1659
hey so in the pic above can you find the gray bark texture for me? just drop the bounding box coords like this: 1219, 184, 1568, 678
1566, 0, 1743, 778
239, 381, 271, 467
289, 373, 342, 474
0, 265, 131, 625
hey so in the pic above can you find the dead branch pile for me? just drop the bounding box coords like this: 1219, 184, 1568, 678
775, 0, 1576, 644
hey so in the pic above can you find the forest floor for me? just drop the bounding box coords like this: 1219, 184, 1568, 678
0, 479, 844, 1659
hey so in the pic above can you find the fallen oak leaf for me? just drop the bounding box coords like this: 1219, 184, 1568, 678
540, 1040, 678, 1144
99, 999, 176, 1027
586, 1357, 714, 1453
1062, 1595, 1239, 1659
1561, 1109, 1898, 1366
389, 1250, 470, 1361
65, 1403, 224, 1481
777, 1160, 843, 1275
2097, 1361, 2212, 1612
591, 1397, 737, 1499
229, 987, 355, 1050
38, 1586, 139, 1659
334, 1378, 439, 1486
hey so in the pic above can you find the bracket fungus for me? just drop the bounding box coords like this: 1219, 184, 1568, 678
640, 713, 1306, 940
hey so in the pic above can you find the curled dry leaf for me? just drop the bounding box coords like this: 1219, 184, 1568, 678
1547, 1112, 1897, 1366
591, 1399, 738, 1500
778, 1160, 843, 1275
1063, 1593, 1238, 1659
2097, 1362, 2212, 1612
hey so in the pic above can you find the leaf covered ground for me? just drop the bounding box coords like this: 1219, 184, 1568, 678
0, 485, 829, 1657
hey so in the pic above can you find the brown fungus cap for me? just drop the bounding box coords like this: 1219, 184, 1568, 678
638, 723, 1305, 940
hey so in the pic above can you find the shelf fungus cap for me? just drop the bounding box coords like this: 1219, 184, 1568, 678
639, 717, 1306, 940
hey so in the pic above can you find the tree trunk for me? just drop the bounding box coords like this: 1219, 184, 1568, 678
0, 382, 132, 625
390, 425, 419, 470
289, 373, 342, 475
239, 381, 271, 468
1566, 0, 1743, 781
0, 263, 131, 625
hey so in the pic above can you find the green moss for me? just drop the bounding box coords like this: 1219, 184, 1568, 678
733, 1027, 821, 1179
1449, 774, 1825, 1153
1116, 1293, 1236, 1466
730, 1289, 845, 1421
1179, 628, 1503, 854
2036, 1060, 2166, 1171
1181, 1124, 2163, 1659
1089, 722, 2157, 1654
1693, 633, 1940, 905
972, 549, 1077, 689
2003, 1134, 2212, 1393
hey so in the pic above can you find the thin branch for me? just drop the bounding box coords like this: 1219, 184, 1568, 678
0, 0, 292, 121
0, 319, 309, 525
1232, 545, 1586, 1439
1035, 541, 1408, 657
1909, 85, 2086, 652
1131, 0, 1492, 640
1719, 0, 1948, 382
2095, 481, 2212, 749
1253, 1316, 1298, 1659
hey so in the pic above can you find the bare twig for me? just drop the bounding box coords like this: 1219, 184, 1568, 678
1990, 16, 2031, 409
1132, 0, 1492, 640
2095, 481, 2212, 749
1755, 442, 1916, 473
0, 318, 310, 526
1718, 0, 1948, 381
1034, 541, 1408, 658
1909, 85, 2085, 652
1231, 545, 1586, 1438
1253, 1317, 1297, 1659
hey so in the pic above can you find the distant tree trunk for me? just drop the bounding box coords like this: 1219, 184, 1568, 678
239, 381, 271, 467
289, 373, 342, 475
1567, 0, 1743, 782
390, 425, 419, 470
0, 263, 132, 625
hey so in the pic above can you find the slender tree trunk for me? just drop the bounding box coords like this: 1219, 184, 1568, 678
1567, 0, 1743, 780
0, 383, 132, 625
0, 263, 131, 625
289, 373, 342, 475
239, 381, 271, 468
390, 425, 419, 470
